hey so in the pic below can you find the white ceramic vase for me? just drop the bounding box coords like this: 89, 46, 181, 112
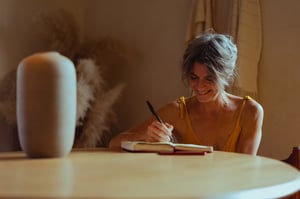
17, 52, 76, 158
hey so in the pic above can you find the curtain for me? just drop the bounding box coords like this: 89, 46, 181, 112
186, 0, 262, 99
185, 0, 213, 44
228, 0, 262, 98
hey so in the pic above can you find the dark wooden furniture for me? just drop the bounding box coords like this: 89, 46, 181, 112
283, 146, 300, 199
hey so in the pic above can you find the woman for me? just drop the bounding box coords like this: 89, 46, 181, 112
109, 33, 264, 155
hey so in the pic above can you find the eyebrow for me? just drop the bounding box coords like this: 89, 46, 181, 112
189, 72, 197, 76
189, 72, 213, 78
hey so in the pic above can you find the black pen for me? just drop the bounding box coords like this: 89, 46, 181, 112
146, 100, 163, 123
146, 100, 174, 142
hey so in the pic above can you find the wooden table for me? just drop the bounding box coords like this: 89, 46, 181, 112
0, 148, 299, 199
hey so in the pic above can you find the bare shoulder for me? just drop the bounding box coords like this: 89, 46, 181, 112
156, 98, 182, 122
245, 96, 264, 118
237, 96, 264, 124
227, 94, 263, 120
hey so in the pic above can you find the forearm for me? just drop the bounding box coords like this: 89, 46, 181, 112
237, 130, 262, 155
108, 131, 146, 149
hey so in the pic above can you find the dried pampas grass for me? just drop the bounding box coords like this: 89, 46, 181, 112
76, 59, 103, 126
75, 83, 125, 147
74, 58, 125, 147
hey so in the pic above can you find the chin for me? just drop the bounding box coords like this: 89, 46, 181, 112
195, 94, 212, 103
195, 91, 219, 103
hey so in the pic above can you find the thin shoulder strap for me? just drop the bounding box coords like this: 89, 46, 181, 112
177, 96, 201, 143
178, 96, 186, 119
236, 96, 252, 127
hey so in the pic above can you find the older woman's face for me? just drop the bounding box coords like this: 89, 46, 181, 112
188, 62, 220, 103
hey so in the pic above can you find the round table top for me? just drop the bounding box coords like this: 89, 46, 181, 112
0, 148, 299, 199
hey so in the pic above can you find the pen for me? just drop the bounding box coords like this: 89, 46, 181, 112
146, 100, 174, 142
146, 100, 163, 123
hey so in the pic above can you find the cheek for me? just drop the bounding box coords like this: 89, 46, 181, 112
188, 80, 197, 88
209, 82, 219, 91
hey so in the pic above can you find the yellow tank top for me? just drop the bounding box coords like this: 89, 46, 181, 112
177, 96, 251, 152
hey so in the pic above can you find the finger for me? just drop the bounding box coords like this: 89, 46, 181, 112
152, 121, 171, 136
146, 132, 169, 142
162, 123, 174, 142
159, 124, 173, 138
146, 125, 161, 141
164, 123, 174, 132
146, 125, 170, 142
148, 122, 163, 134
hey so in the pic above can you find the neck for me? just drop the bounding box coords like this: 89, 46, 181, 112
193, 92, 228, 115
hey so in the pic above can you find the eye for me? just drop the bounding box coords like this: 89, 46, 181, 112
205, 76, 214, 82
189, 73, 198, 80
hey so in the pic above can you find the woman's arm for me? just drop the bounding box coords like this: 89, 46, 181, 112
108, 119, 173, 149
237, 99, 264, 155
109, 102, 178, 149
108, 124, 148, 149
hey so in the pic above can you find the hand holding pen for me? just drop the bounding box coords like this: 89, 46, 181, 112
146, 100, 174, 142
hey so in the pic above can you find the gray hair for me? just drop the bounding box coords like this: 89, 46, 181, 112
182, 33, 238, 91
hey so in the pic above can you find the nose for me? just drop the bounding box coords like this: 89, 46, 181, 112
194, 79, 207, 90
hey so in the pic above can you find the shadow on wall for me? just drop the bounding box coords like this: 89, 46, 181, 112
0, 116, 20, 151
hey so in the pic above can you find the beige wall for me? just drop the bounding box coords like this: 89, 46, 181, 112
1, 0, 299, 159
258, 0, 300, 159
0, 0, 86, 80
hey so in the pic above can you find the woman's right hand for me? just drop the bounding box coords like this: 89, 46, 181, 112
144, 121, 174, 142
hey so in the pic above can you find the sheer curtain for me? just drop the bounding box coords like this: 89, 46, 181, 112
185, 0, 213, 44
186, 0, 262, 98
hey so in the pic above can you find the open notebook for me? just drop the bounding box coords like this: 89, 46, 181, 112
121, 141, 213, 154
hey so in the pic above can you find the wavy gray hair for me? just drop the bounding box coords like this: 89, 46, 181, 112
182, 33, 238, 91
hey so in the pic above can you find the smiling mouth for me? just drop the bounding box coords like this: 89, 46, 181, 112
196, 90, 211, 95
